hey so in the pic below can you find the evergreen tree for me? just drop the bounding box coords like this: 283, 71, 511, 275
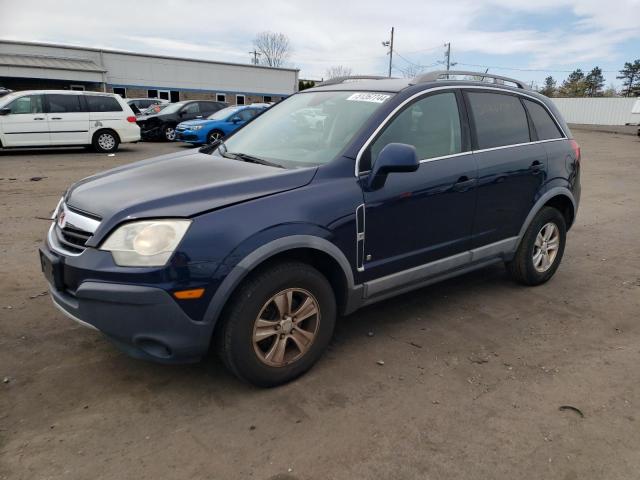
616, 60, 640, 97
559, 69, 587, 97
585, 67, 605, 97
539, 76, 556, 97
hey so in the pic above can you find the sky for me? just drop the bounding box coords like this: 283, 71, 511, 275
1, 0, 639, 89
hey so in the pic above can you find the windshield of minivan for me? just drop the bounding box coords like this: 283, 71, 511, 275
218, 91, 394, 168
208, 106, 241, 120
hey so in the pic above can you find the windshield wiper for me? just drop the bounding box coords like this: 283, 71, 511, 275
227, 152, 284, 169
199, 138, 228, 155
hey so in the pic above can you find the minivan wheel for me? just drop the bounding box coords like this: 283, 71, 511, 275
92, 130, 119, 153
506, 207, 567, 286
162, 125, 176, 141
216, 262, 336, 387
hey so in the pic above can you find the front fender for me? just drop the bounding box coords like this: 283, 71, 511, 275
202, 230, 356, 327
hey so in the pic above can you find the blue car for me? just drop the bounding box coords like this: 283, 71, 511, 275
175, 105, 267, 144
40, 71, 580, 387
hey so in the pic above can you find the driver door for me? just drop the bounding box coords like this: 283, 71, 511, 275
0, 94, 49, 146
358, 90, 477, 281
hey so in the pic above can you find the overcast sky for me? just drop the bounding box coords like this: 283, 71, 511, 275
1, 0, 639, 87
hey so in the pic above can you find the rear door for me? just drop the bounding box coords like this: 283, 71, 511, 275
0, 94, 49, 146
198, 101, 219, 118
465, 90, 547, 247
45, 93, 90, 145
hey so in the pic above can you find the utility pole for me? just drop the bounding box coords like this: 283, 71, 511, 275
382, 27, 394, 78
444, 42, 451, 71
249, 49, 261, 65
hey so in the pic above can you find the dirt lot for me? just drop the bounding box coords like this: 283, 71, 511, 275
1, 132, 639, 480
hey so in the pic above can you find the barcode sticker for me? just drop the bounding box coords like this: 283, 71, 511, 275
346, 93, 391, 103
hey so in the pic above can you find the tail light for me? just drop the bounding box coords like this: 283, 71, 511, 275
569, 139, 581, 162
126, 116, 137, 123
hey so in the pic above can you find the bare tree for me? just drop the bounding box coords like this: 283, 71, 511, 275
401, 64, 423, 78
253, 32, 291, 68
325, 65, 352, 80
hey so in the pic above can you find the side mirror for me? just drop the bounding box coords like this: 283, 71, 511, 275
0, 108, 11, 116
367, 143, 419, 190
231, 116, 241, 124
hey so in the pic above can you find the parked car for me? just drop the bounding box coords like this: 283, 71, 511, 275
175, 105, 268, 145
39, 71, 581, 387
136, 100, 227, 141
0, 90, 140, 153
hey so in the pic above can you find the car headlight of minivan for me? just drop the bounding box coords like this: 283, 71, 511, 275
100, 220, 191, 267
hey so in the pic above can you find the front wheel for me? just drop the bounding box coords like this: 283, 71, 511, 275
216, 262, 336, 387
506, 206, 567, 286
207, 130, 224, 144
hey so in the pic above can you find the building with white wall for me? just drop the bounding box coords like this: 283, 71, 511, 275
0, 40, 299, 105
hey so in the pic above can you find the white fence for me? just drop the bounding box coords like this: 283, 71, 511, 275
551, 98, 639, 126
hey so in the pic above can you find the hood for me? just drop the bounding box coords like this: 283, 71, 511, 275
65, 150, 317, 243
178, 119, 217, 128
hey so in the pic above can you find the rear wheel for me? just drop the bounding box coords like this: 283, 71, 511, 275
92, 130, 119, 153
162, 124, 176, 141
216, 262, 336, 387
506, 207, 567, 285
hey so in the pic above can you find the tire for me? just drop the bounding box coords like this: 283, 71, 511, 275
92, 130, 119, 153
162, 124, 176, 141
216, 261, 336, 387
207, 130, 224, 144
506, 206, 567, 286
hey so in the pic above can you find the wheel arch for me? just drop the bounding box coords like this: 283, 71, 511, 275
518, 187, 576, 243
204, 235, 358, 329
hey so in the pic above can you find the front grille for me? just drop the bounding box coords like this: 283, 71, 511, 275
49, 203, 101, 256
55, 223, 92, 254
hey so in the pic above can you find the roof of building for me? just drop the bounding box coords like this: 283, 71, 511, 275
0, 39, 299, 73
0, 52, 106, 73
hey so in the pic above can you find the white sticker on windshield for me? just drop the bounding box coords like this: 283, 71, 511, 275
346, 93, 391, 103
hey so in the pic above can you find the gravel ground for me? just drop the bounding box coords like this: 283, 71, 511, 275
1, 132, 639, 480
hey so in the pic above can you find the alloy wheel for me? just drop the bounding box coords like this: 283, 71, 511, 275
165, 127, 175, 141
252, 288, 320, 367
533, 222, 560, 272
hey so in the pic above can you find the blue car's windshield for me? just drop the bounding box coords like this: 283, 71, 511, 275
219, 91, 394, 168
208, 106, 242, 121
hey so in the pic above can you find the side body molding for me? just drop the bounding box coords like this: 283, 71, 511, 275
203, 235, 357, 327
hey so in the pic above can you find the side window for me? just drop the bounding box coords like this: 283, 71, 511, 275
47, 94, 84, 113
467, 92, 530, 149
369, 92, 462, 169
85, 95, 123, 112
6, 95, 43, 114
239, 109, 257, 121
198, 102, 216, 114
523, 99, 563, 140
182, 103, 199, 115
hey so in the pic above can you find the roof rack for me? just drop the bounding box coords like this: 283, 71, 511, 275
316, 75, 391, 87
413, 70, 528, 89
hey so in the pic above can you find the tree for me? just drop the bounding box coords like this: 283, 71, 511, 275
617, 59, 640, 97
603, 83, 618, 97
298, 80, 316, 91
539, 76, 556, 97
559, 69, 587, 97
401, 64, 424, 78
585, 66, 605, 97
325, 65, 352, 79
253, 31, 291, 68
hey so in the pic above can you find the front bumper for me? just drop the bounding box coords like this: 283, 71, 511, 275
39, 242, 215, 364
175, 129, 204, 143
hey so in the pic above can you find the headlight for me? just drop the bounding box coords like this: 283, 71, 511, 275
191, 125, 203, 131
100, 219, 191, 267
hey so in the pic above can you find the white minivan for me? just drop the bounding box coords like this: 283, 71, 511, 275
0, 90, 140, 153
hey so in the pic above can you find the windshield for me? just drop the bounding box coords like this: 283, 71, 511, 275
219, 91, 393, 168
154, 102, 184, 115
208, 106, 242, 120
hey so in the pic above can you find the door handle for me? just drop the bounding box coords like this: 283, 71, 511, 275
34, 117, 45, 120
529, 160, 545, 173
51, 117, 62, 120
453, 176, 477, 192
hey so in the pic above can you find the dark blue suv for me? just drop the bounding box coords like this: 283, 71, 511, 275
39, 71, 581, 387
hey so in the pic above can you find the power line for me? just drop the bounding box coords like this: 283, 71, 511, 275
455, 62, 619, 74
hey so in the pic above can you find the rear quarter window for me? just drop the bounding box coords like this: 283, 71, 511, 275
523, 99, 563, 140
85, 95, 123, 112
467, 92, 530, 149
